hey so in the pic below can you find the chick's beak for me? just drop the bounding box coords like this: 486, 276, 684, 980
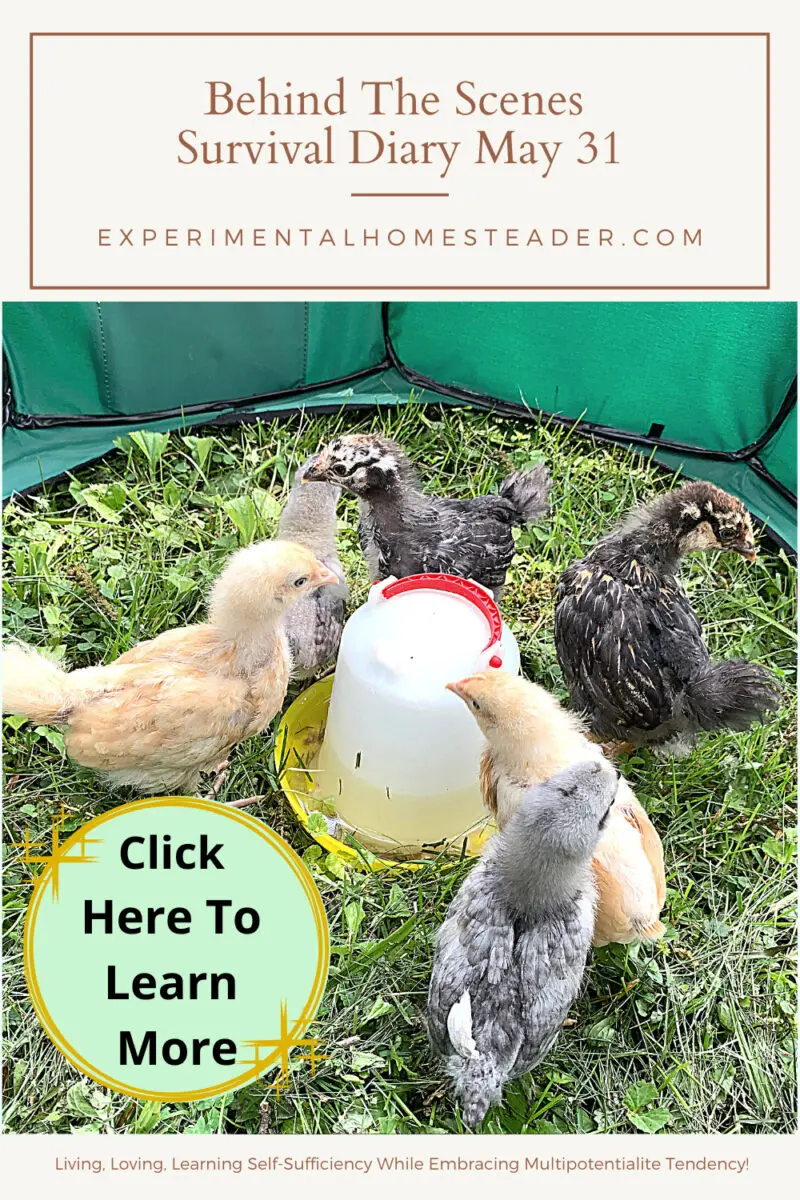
312, 562, 339, 587
445, 679, 471, 701
734, 540, 757, 563
302, 454, 328, 483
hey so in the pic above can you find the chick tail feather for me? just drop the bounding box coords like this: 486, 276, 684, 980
499, 464, 552, 526
1, 643, 71, 723
684, 660, 781, 733
448, 1055, 506, 1128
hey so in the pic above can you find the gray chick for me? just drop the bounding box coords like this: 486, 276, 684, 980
276, 456, 348, 679
427, 760, 617, 1128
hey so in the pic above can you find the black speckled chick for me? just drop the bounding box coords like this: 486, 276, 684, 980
555, 480, 780, 751
304, 433, 551, 597
427, 760, 616, 1128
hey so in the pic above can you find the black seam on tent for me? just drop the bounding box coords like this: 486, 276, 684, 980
735, 376, 797, 459
5, 306, 795, 485
380, 303, 798, 478
2, 352, 12, 431
7, 394, 794, 561
2, 395, 463, 503
4, 307, 796, 539
748, 456, 798, 507
4, 358, 391, 430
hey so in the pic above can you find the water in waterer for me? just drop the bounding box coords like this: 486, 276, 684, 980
314, 573, 520, 859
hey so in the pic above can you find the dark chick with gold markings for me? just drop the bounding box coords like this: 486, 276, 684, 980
554, 481, 781, 755
304, 433, 551, 598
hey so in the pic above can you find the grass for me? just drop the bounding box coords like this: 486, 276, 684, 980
2, 400, 796, 1136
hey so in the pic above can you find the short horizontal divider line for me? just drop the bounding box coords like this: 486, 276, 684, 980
350, 191, 450, 197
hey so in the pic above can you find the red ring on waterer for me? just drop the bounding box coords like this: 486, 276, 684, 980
378, 573, 504, 664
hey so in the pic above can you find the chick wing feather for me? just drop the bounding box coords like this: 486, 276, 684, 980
513, 908, 590, 1076
114, 625, 227, 669
428, 864, 519, 1064
556, 562, 707, 736
362, 495, 518, 594
591, 783, 665, 943
616, 790, 667, 909
64, 664, 258, 775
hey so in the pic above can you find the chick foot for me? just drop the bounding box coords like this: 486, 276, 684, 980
207, 760, 230, 800
225, 794, 265, 809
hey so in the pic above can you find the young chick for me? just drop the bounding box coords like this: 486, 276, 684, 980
1, 541, 338, 795
304, 433, 551, 597
276, 456, 348, 678
428, 760, 615, 1128
554, 481, 780, 753
446, 671, 666, 947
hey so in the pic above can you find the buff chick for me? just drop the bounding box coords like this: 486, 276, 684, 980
1, 541, 338, 795
446, 671, 666, 947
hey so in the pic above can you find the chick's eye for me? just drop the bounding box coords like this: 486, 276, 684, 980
332, 462, 349, 477
471, 700, 481, 712
293, 576, 308, 588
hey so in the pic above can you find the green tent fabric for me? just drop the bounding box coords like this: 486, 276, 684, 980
3, 301, 796, 551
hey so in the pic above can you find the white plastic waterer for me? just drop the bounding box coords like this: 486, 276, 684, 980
316, 573, 520, 856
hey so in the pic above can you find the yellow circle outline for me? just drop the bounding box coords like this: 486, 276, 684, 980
23, 796, 329, 1103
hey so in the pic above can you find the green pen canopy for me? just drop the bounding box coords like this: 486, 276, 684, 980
3, 301, 796, 551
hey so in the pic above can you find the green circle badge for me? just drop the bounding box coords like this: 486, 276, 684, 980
23, 798, 329, 1101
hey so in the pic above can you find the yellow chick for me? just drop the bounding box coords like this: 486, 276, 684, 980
446, 671, 666, 946
2, 541, 338, 796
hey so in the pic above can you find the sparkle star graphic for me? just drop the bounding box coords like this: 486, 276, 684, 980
239, 1001, 326, 1094
12, 806, 101, 900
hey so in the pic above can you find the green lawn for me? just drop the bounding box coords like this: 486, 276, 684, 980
2, 402, 796, 1135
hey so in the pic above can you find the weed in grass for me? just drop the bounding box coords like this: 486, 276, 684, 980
2, 402, 796, 1134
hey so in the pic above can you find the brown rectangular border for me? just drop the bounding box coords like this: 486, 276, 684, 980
29, 31, 771, 291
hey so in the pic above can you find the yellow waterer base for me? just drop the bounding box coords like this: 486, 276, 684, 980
274, 676, 495, 872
